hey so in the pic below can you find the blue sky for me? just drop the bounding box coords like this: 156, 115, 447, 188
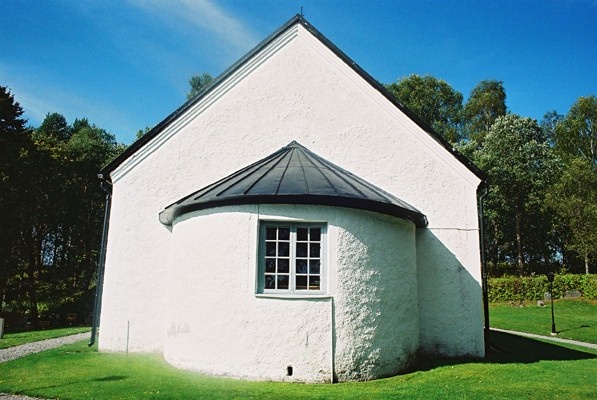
1, 0, 596, 144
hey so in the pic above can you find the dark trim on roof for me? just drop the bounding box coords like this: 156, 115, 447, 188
100, 14, 486, 182
159, 141, 428, 228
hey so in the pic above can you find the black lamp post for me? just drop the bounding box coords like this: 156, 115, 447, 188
547, 272, 557, 335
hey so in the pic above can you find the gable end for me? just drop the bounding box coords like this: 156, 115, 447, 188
100, 15, 485, 184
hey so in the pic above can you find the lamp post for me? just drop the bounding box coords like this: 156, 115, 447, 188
547, 272, 557, 336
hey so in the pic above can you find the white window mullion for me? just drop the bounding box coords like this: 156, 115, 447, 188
290, 226, 296, 294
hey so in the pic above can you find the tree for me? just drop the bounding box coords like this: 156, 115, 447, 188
546, 158, 597, 274
1, 101, 124, 327
553, 95, 597, 171
475, 114, 559, 276
540, 110, 564, 146
38, 112, 71, 142
0, 86, 32, 314
187, 72, 214, 100
463, 80, 507, 145
387, 74, 463, 144
135, 126, 152, 140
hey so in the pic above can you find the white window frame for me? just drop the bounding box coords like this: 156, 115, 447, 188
257, 221, 326, 295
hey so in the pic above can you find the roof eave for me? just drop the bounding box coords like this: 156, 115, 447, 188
159, 194, 428, 228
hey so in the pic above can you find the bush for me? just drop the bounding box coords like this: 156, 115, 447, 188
488, 274, 597, 302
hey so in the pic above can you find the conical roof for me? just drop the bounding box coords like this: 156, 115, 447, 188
159, 141, 427, 227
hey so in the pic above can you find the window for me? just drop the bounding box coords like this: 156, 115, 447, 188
258, 222, 325, 294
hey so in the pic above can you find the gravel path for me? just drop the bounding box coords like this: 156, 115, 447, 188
0, 333, 90, 399
0, 394, 46, 400
0, 332, 90, 363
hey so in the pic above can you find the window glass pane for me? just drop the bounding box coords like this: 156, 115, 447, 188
278, 242, 289, 257
296, 275, 308, 290
260, 222, 324, 294
277, 275, 289, 289
296, 243, 307, 257
265, 258, 276, 273
266, 242, 276, 256
297, 228, 308, 241
266, 227, 277, 240
309, 260, 320, 275
310, 243, 320, 258
279, 227, 290, 240
296, 259, 307, 274
278, 258, 289, 273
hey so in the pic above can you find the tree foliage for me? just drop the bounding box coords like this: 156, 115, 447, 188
474, 115, 560, 276
463, 80, 507, 145
187, 72, 214, 100
546, 158, 597, 274
387, 74, 463, 144
553, 95, 597, 170
543, 97, 597, 274
0, 86, 33, 316
0, 90, 123, 328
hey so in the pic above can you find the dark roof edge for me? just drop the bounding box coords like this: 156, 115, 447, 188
100, 14, 486, 182
159, 194, 428, 228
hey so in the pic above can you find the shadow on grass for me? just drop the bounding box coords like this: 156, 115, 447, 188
557, 325, 590, 334
416, 330, 596, 372
92, 375, 127, 382
487, 330, 596, 363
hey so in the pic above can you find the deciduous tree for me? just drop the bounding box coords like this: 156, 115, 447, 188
546, 158, 597, 274
475, 114, 559, 276
187, 72, 214, 100
463, 80, 507, 145
553, 95, 597, 170
387, 74, 463, 144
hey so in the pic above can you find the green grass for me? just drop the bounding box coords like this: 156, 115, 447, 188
489, 298, 597, 344
1, 302, 596, 399
0, 333, 596, 400
0, 327, 90, 349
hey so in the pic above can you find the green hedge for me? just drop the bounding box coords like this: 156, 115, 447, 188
488, 274, 597, 302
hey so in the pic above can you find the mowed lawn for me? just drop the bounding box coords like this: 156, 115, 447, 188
0, 300, 596, 399
489, 298, 597, 344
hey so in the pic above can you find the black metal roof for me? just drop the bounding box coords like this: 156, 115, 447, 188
159, 141, 428, 227
100, 14, 486, 182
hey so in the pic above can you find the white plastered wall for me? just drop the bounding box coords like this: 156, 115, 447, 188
99, 23, 483, 363
164, 204, 418, 382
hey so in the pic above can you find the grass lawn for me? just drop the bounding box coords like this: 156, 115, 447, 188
489, 298, 597, 344
0, 327, 91, 349
0, 332, 596, 400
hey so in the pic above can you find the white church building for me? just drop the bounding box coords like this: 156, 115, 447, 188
94, 15, 487, 383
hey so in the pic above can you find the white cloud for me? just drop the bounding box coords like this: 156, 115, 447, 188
128, 0, 260, 55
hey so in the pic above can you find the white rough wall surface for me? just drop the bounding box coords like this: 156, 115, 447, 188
333, 210, 419, 381
164, 205, 417, 382
100, 23, 484, 371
